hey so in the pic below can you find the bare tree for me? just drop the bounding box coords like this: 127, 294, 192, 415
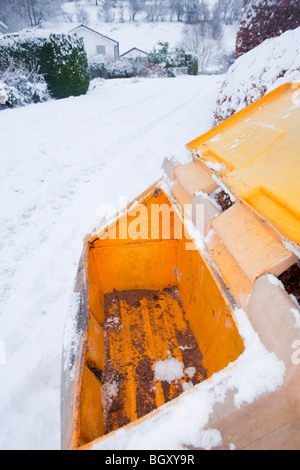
169, 0, 185, 21
157, 0, 169, 21
0, 0, 23, 31
198, 39, 218, 72
213, 0, 244, 25
146, 0, 159, 22
128, 0, 141, 21
75, 2, 90, 24
25, 0, 63, 27
102, 0, 115, 22
0, 0, 63, 30
182, 22, 220, 73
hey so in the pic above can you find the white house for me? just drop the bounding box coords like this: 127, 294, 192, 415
0, 21, 8, 35
120, 48, 149, 61
69, 24, 119, 59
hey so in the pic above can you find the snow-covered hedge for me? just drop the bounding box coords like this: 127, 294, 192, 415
215, 27, 300, 124
40, 33, 90, 99
0, 30, 90, 101
0, 82, 8, 105
236, 0, 300, 58
89, 43, 199, 82
89, 55, 134, 79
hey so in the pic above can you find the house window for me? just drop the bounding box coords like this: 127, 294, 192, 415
97, 45, 106, 55
114, 45, 119, 59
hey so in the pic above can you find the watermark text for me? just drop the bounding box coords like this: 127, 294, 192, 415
96, 196, 205, 251
291, 340, 300, 365
0, 340, 6, 365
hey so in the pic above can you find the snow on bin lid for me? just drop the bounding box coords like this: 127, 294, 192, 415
187, 83, 300, 246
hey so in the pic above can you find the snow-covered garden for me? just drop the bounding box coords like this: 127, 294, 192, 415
0, 0, 299, 451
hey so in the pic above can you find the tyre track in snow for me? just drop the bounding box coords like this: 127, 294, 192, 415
91, 79, 179, 118
0, 79, 178, 154
100, 77, 217, 158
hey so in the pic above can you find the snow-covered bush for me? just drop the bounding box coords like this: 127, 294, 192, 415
89, 55, 134, 79
148, 42, 184, 68
89, 43, 199, 81
148, 42, 199, 75
111, 59, 134, 78
0, 30, 90, 100
0, 82, 8, 105
0, 64, 49, 109
131, 59, 149, 78
185, 53, 199, 76
214, 27, 300, 124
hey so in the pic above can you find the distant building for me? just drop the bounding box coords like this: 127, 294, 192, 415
69, 24, 119, 59
0, 21, 8, 35
120, 48, 149, 61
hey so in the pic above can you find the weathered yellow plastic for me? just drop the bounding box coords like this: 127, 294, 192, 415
187, 83, 300, 246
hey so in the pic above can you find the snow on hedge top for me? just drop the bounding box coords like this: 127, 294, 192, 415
0, 28, 81, 49
215, 27, 300, 124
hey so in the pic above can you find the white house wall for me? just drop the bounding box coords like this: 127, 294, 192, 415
73, 28, 118, 59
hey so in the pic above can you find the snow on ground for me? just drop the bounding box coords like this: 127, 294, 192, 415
93, 21, 185, 55
53, 19, 185, 55
0, 74, 221, 450
154, 358, 185, 383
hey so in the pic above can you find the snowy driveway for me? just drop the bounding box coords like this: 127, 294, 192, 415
0, 75, 220, 450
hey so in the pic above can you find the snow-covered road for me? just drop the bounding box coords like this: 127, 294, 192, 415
0, 75, 220, 450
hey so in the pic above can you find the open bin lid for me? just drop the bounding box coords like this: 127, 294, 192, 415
187, 83, 300, 246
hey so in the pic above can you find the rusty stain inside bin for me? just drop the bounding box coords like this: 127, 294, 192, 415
99, 287, 207, 435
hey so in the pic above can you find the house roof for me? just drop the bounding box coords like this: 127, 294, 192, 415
69, 24, 119, 46
120, 47, 149, 57
0, 21, 8, 31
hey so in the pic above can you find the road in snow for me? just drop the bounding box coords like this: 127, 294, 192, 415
0, 75, 221, 450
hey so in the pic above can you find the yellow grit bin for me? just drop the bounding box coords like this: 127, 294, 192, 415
61, 83, 300, 451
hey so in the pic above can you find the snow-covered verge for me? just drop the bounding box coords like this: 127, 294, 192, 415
214, 27, 300, 124
0, 31, 50, 109
0, 74, 220, 450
